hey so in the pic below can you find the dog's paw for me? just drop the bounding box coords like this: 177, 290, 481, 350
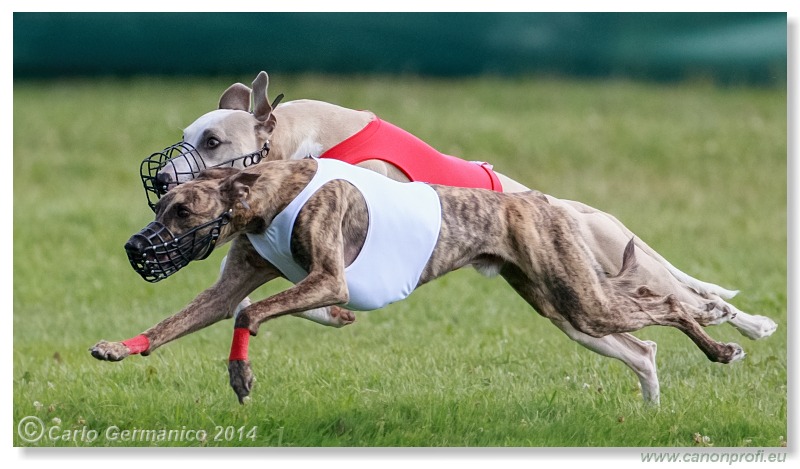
720, 342, 746, 364
736, 315, 778, 340
228, 360, 254, 404
89, 340, 131, 361
330, 306, 356, 327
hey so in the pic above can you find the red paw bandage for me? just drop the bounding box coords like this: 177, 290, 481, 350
121, 334, 150, 354
229, 328, 250, 361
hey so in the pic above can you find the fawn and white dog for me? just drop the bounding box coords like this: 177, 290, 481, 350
93, 72, 775, 403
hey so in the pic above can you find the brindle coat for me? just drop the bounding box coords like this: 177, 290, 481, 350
92, 159, 743, 403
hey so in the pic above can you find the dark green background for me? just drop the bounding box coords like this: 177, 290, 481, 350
14, 12, 786, 85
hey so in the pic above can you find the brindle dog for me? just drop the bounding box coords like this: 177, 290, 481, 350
92, 159, 744, 403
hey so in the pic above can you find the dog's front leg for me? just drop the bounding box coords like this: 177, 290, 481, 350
228, 270, 349, 403
90, 286, 253, 362
228, 178, 361, 402
91, 239, 277, 361
221, 255, 355, 327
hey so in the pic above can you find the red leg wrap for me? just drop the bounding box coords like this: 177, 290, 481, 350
121, 334, 150, 354
229, 328, 250, 361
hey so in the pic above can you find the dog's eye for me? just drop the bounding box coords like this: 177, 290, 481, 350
206, 137, 220, 149
177, 208, 191, 219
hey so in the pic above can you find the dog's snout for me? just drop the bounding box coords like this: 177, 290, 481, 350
155, 172, 174, 194
125, 235, 144, 252
125, 228, 167, 283
124, 234, 149, 254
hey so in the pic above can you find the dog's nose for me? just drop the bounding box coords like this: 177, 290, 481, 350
155, 172, 174, 194
124, 234, 148, 254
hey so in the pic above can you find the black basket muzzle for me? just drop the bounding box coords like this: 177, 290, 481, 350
141, 141, 269, 211
125, 212, 231, 282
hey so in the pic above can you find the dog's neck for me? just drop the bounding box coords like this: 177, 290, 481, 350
220, 160, 321, 244
268, 100, 374, 161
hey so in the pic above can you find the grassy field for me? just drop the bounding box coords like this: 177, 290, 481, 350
12, 74, 786, 448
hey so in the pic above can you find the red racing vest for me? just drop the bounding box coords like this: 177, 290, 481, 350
320, 117, 503, 192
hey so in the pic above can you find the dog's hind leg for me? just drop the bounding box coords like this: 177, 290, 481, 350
536, 196, 777, 341
292, 306, 356, 327
500, 263, 659, 402
551, 318, 660, 403
614, 293, 746, 364
722, 301, 778, 340
574, 245, 746, 364
676, 292, 776, 339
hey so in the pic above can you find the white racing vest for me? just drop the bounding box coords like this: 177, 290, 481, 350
246, 159, 442, 311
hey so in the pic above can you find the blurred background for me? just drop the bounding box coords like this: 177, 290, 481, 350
14, 12, 786, 85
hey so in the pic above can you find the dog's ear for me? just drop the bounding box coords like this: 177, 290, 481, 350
220, 171, 261, 207
252, 71, 277, 134
196, 167, 241, 181
219, 83, 252, 111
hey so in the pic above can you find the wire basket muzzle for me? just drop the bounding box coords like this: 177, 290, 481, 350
141, 141, 207, 212
140, 141, 268, 212
125, 214, 230, 282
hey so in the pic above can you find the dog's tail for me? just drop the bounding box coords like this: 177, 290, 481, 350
616, 237, 638, 278
635, 237, 739, 299
603, 237, 644, 297
602, 214, 739, 299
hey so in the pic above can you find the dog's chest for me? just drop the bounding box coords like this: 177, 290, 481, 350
248, 159, 442, 311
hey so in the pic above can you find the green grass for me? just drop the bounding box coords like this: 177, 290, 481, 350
13, 74, 786, 447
